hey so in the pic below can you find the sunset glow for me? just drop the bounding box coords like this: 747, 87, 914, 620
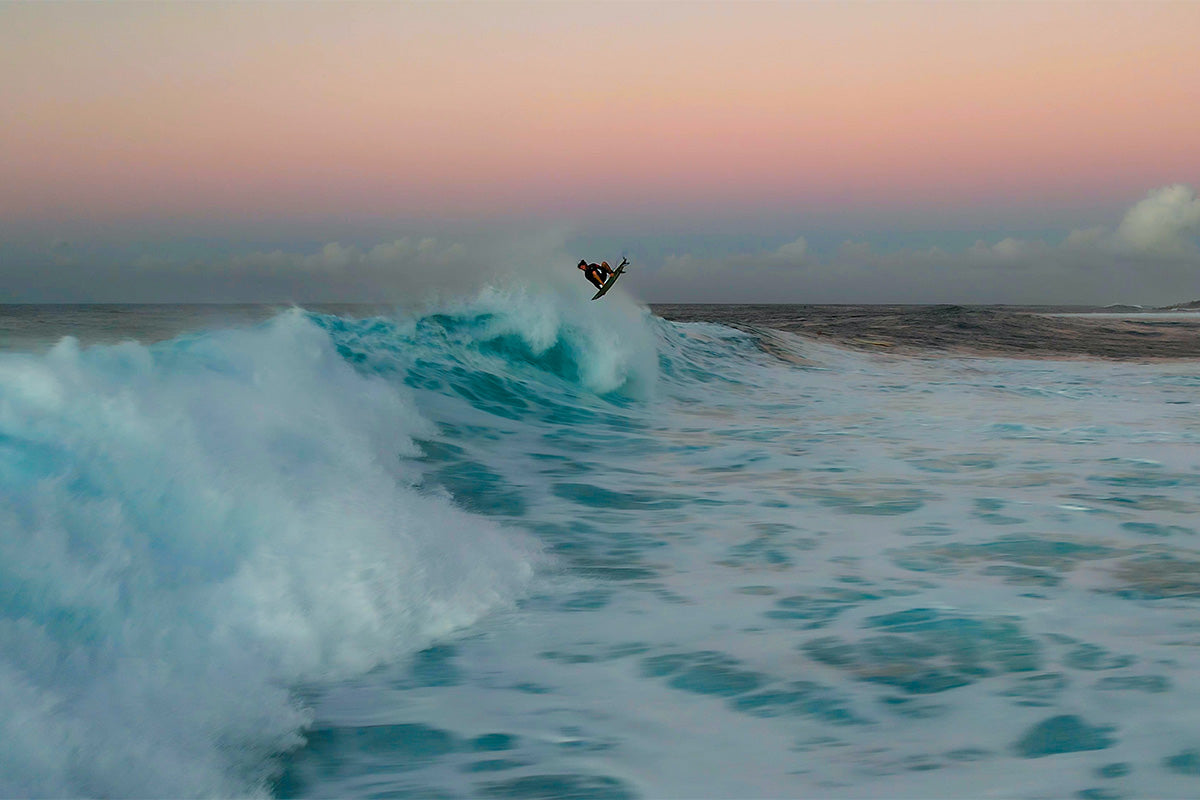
1, 1, 1198, 304
3, 2, 1198, 228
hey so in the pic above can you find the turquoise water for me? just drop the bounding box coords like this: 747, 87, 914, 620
3, 289, 1200, 798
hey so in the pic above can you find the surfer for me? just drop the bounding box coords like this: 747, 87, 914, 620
578, 259, 614, 291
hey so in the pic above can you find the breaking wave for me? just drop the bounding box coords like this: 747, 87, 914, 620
0, 281, 664, 797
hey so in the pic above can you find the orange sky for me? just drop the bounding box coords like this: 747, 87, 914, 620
2, 1, 1198, 229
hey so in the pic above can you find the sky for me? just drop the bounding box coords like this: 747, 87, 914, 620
1, 1, 1199, 305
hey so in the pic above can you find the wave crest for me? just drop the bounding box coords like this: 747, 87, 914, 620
0, 309, 537, 797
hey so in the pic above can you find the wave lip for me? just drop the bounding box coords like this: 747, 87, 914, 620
0, 309, 538, 798
430, 284, 661, 396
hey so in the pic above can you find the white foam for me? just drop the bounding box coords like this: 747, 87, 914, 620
0, 310, 538, 797
288, 322, 1200, 799
442, 281, 661, 396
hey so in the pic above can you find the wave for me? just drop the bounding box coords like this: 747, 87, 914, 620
334, 284, 661, 395
0, 291, 643, 797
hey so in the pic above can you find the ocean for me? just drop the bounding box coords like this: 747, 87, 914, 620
3, 291, 1200, 799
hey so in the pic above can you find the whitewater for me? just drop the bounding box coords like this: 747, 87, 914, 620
3, 285, 1200, 799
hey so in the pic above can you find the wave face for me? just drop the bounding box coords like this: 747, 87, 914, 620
7, 290, 1200, 799
0, 297, 583, 797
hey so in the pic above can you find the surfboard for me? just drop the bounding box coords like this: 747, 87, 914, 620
591, 260, 628, 301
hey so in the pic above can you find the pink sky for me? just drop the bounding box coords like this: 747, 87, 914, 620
2, 1, 1198, 229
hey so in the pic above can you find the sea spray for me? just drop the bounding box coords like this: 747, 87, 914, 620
430, 283, 660, 396
0, 309, 538, 797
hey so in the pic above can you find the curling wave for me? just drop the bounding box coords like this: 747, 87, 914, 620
0, 294, 610, 797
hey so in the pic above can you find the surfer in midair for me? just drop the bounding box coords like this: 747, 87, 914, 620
578, 259, 614, 291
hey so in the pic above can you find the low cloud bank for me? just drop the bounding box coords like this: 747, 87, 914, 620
3, 186, 1197, 305
2, 231, 576, 304
640, 185, 1200, 305
136, 237, 478, 304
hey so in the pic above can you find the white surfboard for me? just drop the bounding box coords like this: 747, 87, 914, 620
591, 259, 628, 301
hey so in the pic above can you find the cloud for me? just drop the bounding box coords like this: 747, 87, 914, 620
0, 230, 582, 303
772, 236, 808, 262
217, 238, 464, 279
990, 237, 1028, 260
4, 187, 1198, 305
1114, 184, 1200, 254
114, 238, 481, 303
638, 185, 1200, 305
1060, 185, 1200, 255
126, 232, 587, 305
651, 236, 810, 296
